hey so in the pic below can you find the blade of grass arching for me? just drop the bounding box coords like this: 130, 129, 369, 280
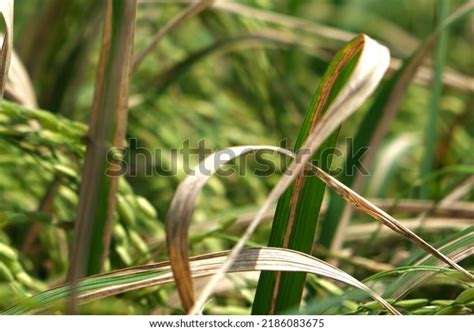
253, 35, 365, 315
67, 0, 137, 310
213, 0, 355, 44
0, 0, 13, 99
301, 229, 473, 315
166, 145, 293, 312
164, 142, 470, 313
212, 0, 472, 92
420, 0, 450, 198
319, 1, 474, 250
181, 146, 466, 314
4, 49, 37, 108
2, 247, 399, 315
383, 226, 474, 300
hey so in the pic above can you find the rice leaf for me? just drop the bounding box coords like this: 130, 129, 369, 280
2, 247, 399, 315
383, 226, 474, 300
319, 1, 474, 250
167, 144, 470, 314
253, 34, 365, 315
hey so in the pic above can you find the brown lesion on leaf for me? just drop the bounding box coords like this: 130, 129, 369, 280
270, 35, 365, 314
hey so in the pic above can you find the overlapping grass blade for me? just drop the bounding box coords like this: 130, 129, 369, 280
253, 34, 367, 315
2, 247, 398, 315
319, 1, 474, 250
166, 135, 470, 313
166, 145, 292, 312
383, 226, 474, 300
188, 34, 390, 315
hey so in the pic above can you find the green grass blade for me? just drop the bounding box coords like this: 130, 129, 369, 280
383, 226, 474, 300
252, 35, 366, 314
420, 0, 450, 198
299, 229, 473, 315
68, 0, 137, 284
319, 1, 474, 249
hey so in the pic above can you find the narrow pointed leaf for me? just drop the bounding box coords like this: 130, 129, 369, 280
383, 227, 474, 300
2, 247, 399, 315
320, 1, 474, 249
254, 33, 369, 315
167, 136, 470, 313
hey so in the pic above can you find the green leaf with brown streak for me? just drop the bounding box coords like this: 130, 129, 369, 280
252, 35, 366, 314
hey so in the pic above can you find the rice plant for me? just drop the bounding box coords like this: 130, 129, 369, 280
0, 0, 472, 316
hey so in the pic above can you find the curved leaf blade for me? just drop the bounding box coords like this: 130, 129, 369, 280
2, 248, 399, 315
254, 33, 365, 315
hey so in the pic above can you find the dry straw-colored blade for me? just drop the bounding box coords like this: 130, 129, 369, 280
4, 49, 38, 107
2, 247, 399, 315
166, 143, 472, 313
166, 145, 293, 312
307, 164, 472, 280
0, 0, 13, 99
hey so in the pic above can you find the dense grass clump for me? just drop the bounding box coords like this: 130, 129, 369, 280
0, 0, 472, 315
